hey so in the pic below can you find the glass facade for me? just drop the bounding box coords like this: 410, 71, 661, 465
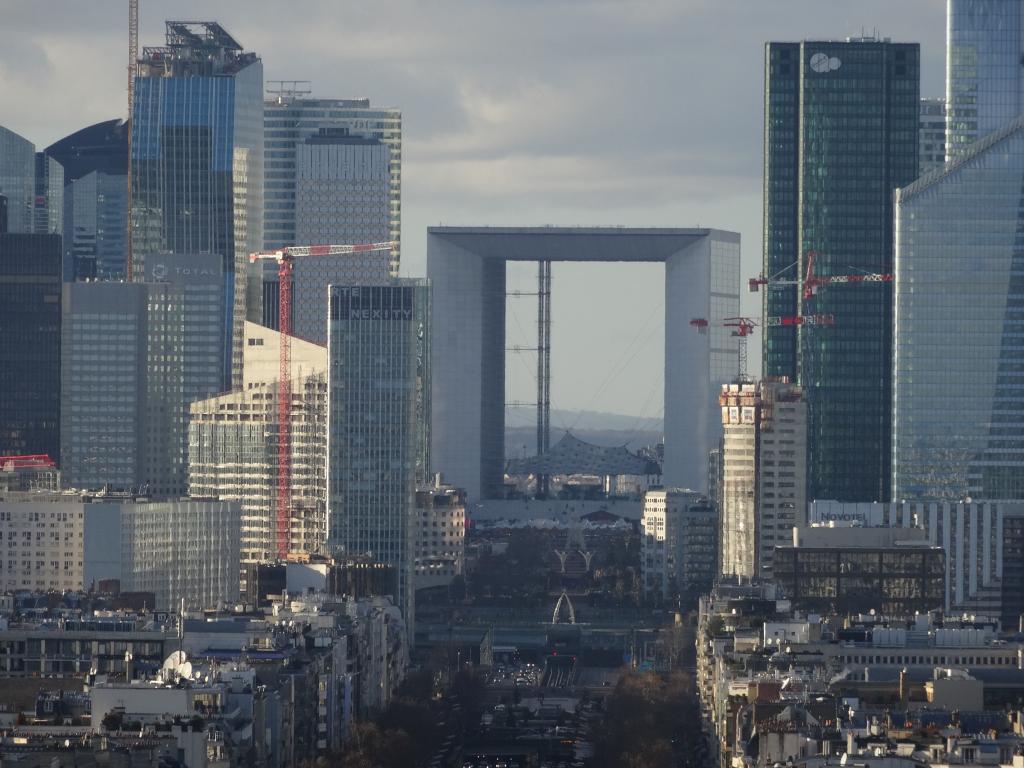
893, 117, 1024, 501
263, 96, 401, 260
0, 126, 34, 234
946, 0, 1024, 159
45, 119, 129, 280
132, 23, 263, 389
763, 40, 920, 502
0, 234, 62, 461
327, 281, 430, 635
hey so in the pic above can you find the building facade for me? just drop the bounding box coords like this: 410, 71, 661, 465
773, 526, 945, 616
946, 0, 1024, 159
413, 480, 466, 591
809, 499, 1024, 614
189, 323, 328, 566
762, 39, 920, 502
263, 90, 401, 262
641, 489, 717, 606
327, 282, 431, 636
893, 116, 1024, 504
719, 380, 807, 580
61, 254, 224, 496
0, 494, 240, 610
33, 153, 63, 236
0, 234, 62, 462
0, 125, 35, 234
45, 119, 129, 280
132, 21, 264, 389
920, 97, 947, 175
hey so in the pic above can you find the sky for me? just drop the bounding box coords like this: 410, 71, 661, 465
0, 0, 946, 421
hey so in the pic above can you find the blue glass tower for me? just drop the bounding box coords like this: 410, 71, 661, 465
132, 22, 263, 389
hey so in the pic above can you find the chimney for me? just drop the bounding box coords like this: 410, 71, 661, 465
847, 731, 856, 756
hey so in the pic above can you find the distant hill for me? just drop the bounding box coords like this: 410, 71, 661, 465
504, 407, 662, 458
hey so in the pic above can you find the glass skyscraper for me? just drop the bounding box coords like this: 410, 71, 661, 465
45, 119, 129, 280
893, 116, 1024, 501
946, 0, 1024, 159
327, 281, 430, 637
132, 21, 263, 389
0, 126, 34, 234
763, 39, 920, 502
0, 234, 61, 461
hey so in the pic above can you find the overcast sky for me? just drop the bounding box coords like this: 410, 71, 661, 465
0, 0, 946, 423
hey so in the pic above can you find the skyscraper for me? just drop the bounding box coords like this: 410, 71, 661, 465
946, 0, 1024, 159
132, 21, 264, 389
33, 153, 63, 236
719, 379, 807, 580
893, 115, 1024, 502
327, 281, 430, 637
45, 119, 129, 280
263, 88, 401, 258
0, 233, 61, 461
920, 97, 947, 175
762, 39, 919, 502
0, 126, 34, 234
61, 254, 224, 496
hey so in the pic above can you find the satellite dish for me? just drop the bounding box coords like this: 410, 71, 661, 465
176, 661, 193, 680
161, 650, 187, 673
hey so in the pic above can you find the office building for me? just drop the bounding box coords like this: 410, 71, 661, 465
428, 227, 740, 500
189, 323, 328, 566
920, 97, 947, 175
61, 254, 224, 496
946, 0, 1024, 158
893, 116, 1024, 504
413, 480, 466, 591
264, 88, 401, 259
45, 119, 129, 280
809, 500, 1024, 614
641, 489, 717, 606
0, 234, 62, 462
773, 525, 945, 616
0, 454, 60, 492
133, 21, 264, 389
327, 282, 431, 636
719, 379, 806, 580
33, 153, 63, 236
0, 125, 35, 234
762, 39, 919, 502
0, 493, 240, 610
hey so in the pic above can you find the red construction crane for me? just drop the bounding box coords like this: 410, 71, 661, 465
690, 316, 759, 381
249, 241, 396, 559
801, 250, 893, 300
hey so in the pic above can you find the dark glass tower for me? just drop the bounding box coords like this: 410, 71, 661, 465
763, 39, 920, 502
0, 234, 61, 461
132, 21, 263, 390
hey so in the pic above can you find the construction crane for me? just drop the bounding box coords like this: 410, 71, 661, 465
249, 241, 397, 559
689, 316, 759, 381
127, 0, 138, 281
749, 251, 894, 300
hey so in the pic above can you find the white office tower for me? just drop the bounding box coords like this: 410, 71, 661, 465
719, 380, 807, 580
946, 0, 1024, 158
641, 489, 716, 606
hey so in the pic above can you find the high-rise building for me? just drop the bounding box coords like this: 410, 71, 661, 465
762, 39, 919, 502
719, 379, 807, 580
0, 125, 35, 234
189, 322, 328, 568
263, 89, 401, 259
894, 116, 1024, 503
33, 153, 63, 236
327, 281, 430, 637
641, 489, 717, 607
45, 119, 129, 280
920, 97, 947, 175
946, 0, 1024, 159
0, 233, 62, 461
61, 254, 224, 496
132, 21, 264, 389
